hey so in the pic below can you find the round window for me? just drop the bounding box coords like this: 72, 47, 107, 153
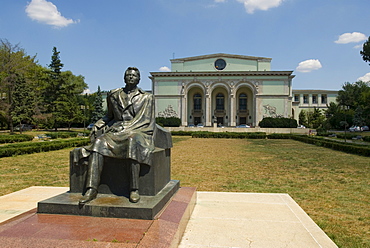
214, 59, 226, 70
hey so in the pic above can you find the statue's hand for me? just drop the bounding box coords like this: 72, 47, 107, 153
89, 125, 99, 141
107, 123, 123, 133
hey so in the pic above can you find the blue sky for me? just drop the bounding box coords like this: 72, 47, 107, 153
1, 0, 369, 92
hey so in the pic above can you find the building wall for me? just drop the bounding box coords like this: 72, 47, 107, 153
150, 53, 337, 127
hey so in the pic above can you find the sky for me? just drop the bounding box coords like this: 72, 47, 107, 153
1, 0, 369, 92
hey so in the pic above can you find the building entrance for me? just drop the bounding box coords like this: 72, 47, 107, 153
216, 117, 224, 125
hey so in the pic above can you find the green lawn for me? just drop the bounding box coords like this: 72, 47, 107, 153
0, 136, 369, 247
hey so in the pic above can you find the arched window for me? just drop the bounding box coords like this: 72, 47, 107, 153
239, 93, 247, 110
193, 93, 202, 110
216, 93, 224, 110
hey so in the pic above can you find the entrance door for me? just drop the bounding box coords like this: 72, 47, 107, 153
216, 117, 224, 125
194, 117, 201, 125
239, 117, 247, 125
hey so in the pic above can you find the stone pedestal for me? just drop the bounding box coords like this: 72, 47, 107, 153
38, 180, 180, 220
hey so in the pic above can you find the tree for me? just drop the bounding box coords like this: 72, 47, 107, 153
54, 71, 87, 130
298, 110, 308, 127
0, 39, 38, 132
46, 47, 64, 129
360, 36, 370, 66
11, 75, 35, 133
91, 86, 105, 124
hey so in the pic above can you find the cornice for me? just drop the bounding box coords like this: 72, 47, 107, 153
170, 53, 272, 63
150, 71, 294, 78
292, 89, 339, 94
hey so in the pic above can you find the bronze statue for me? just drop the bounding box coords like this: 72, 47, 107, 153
79, 67, 156, 204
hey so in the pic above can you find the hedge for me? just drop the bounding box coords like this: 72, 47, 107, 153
290, 135, 370, 157
46, 131, 90, 139
0, 134, 34, 143
156, 117, 181, 127
0, 138, 90, 158
191, 131, 267, 139
259, 117, 298, 128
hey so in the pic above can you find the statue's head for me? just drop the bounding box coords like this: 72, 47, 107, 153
124, 67, 140, 87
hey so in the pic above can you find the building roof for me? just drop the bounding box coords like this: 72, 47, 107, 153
170, 53, 272, 63
150, 70, 294, 78
292, 89, 339, 94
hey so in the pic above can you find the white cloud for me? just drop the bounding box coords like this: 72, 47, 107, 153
357, 72, 370, 82
335, 32, 367, 44
296, 59, 322, 73
353, 44, 363, 49
159, 66, 171, 72
25, 0, 78, 28
236, 0, 285, 14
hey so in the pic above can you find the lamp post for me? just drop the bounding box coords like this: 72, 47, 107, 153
81, 105, 89, 133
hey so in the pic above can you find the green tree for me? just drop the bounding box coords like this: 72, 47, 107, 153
46, 47, 64, 129
91, 86, 105, 124
298, 110, 307, 127
54, 71, 87, 130
11, 75, 35, 133
310, 108, 325, 129
360, 36, 370, 66
0, 39, 38, 132
337, 81, 370, 127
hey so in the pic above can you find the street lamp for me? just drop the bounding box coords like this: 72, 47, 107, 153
80, 105, 89, 133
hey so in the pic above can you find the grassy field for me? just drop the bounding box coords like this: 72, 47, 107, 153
0, 136, 369, 247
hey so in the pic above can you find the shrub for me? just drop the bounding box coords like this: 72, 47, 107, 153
0, 134, 34, 143
156, 117, 181, 127
267, 133, 292, 139
171, 131, 194, 136
191, 132, 267, 139
290, 135, 370, 157
0, 138, 90, 158
259, 117, 298, 128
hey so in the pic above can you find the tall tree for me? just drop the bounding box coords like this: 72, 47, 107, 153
11, 75, 35, 133
54, 71, 87, 130
0, 39, 37, 132
360, 36, 370, 66
91, 86, 105, 123
47, 47, 64, 130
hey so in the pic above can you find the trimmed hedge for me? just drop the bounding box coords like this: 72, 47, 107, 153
156, 117, 181, 127
363, 136, 370, 142
0, 134, 34, 143
259, 117, 298, 128
171, 131, 194, 136
191, 131, 267, 139
0, 138, 90, 158
46, 131, 89, 139
290, 135, 370, 157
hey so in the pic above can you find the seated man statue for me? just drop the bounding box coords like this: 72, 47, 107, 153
79, 67, 156, 204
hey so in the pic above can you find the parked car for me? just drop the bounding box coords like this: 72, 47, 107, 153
196, 123, 204, 128
87, 123, 95, 130
14, 124, 33, 131
297, 125, 306, 128
236, 124, 250, 128
362, 126, 369, 131
349, 126, 362, 132
187, 124, 195, 128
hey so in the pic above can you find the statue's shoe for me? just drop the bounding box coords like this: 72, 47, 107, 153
79, 188, 98, 204
130, 190, 140, 203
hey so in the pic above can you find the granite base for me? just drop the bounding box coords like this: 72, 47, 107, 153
38, 180, 179, 220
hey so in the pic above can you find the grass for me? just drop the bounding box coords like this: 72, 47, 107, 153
0, 136, 369, 247
171, 137, 370, 248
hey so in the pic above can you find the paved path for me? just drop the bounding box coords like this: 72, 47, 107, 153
0, 187, 338, 247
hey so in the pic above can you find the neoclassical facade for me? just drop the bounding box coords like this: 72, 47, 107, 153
150, 53, 295, 127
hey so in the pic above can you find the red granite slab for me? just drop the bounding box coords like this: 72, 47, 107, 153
0, 187, 196, 248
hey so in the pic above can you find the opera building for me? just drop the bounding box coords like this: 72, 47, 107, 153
149, 53, 337, 127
